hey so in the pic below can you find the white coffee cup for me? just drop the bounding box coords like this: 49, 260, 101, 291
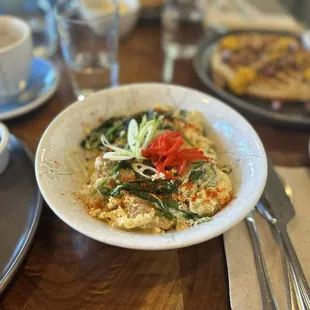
0, 15, 32, 99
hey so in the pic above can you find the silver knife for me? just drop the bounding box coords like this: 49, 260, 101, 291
258, 158, 310, 308
257, 197, 306, 310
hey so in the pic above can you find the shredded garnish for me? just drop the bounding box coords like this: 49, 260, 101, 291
142, 131, 209, 179
102, 115, 163, 161
131, 162, 165, 179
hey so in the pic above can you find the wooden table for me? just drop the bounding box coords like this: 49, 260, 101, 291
2, 24, 310, 310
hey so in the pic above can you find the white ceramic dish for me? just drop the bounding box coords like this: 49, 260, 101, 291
0, 122, 10, 174
80, 0, 141, 39
0, 15, 32, 98
35, 83, 267, 250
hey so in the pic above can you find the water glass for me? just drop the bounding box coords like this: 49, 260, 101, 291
0, 0, 58, 58
55, 0, 119, 101
161, 0, 206, 60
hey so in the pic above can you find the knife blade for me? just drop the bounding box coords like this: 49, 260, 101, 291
262, 159, 295, 224
260, 158, 310, 308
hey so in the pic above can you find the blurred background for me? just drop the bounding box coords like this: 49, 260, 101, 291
0, 0, 309, 125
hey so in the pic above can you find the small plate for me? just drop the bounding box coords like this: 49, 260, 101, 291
0, 135, 42, 294
194, 29, 310, 129
0, 57, 60, 121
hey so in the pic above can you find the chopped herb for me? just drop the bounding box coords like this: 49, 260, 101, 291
111, 161, 132, 179
111, 162, 120, 176
109, 183, 146, 196
96, 179, 111, 196
190, 161, 205, 167
188, 162, 218, 186
81, 112, 149, 150
133, 191, 174, 219
183, 134, 195, 147
105, 121, 123, 139
204, 164, 217, 187
130, 179, 181, 194
165, 201, 200, 219
189, 169, 204, 182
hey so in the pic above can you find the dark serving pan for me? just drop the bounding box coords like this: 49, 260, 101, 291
193, 29, 310, 129
0, 136, 42, 294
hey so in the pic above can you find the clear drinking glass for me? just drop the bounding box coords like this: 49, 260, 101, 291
0, 0, 58, 58
55, 0, 119, 101
161, 0, 206, 60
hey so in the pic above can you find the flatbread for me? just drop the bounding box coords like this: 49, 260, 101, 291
211, 33, 310, 102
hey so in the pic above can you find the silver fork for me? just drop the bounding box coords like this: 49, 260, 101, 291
245, 208, 280, 310
257, 201, 305, 310
257, 162, 310, 310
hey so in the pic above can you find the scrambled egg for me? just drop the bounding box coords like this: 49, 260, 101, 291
229, 67, 257, 95
77, 108, 234, 233
220, 36, 240, 50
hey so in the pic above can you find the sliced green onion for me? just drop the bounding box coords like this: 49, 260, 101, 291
128, 119, 139, 153
103, 152, 134, 161
100, 115, 163, 161
101, 135, 133, 156
131, 163, 164, 179
139, 114, 147, 131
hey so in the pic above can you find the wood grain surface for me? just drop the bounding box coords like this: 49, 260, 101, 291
1, 24, 310, 310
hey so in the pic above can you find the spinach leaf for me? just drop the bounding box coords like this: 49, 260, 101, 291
109, 183, 147, 196
96, 180, 199, 221
188, 170, 204, 182
81, 112, 144, 150
105, 121, 123, 139
190, 161, 205, 168
80, 110, 173, 151
188, 162, 206, 182
203, 164, 217, 187
188, 162, 218, 187
130, 179, 181, 194
96, 179, 111, 196
165, 201, 200, 219
132, 191, 174, 219
81, 118, 126, 150
111, 161, 132, 180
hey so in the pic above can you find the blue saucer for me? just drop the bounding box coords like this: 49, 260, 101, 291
0, 57, 60, 121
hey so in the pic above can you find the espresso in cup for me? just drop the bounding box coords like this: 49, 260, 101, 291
0, 16, 32, 99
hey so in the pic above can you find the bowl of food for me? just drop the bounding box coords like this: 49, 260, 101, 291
80, 0, 141, 39
35, 83, 267, 249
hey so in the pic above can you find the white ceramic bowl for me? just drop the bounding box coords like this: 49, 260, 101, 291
0, 122, 10, 174
35, 83, 267, 250
80, 0, 140, 39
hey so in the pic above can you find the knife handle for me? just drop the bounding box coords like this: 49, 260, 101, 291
278, 225, 310, 309
245, 216, 280, 310
275, 226, 306, 310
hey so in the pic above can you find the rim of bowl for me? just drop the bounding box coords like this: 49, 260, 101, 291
35, 83, 267, 250
0, 122, 9, 153
54, 0, 140, 25
81, 0, 141, 14
0, 15, 31, 54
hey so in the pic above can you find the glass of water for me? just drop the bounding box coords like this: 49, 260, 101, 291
55, 0, 119, 101
161, 0, 206, 82
161, 0, 206, 59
